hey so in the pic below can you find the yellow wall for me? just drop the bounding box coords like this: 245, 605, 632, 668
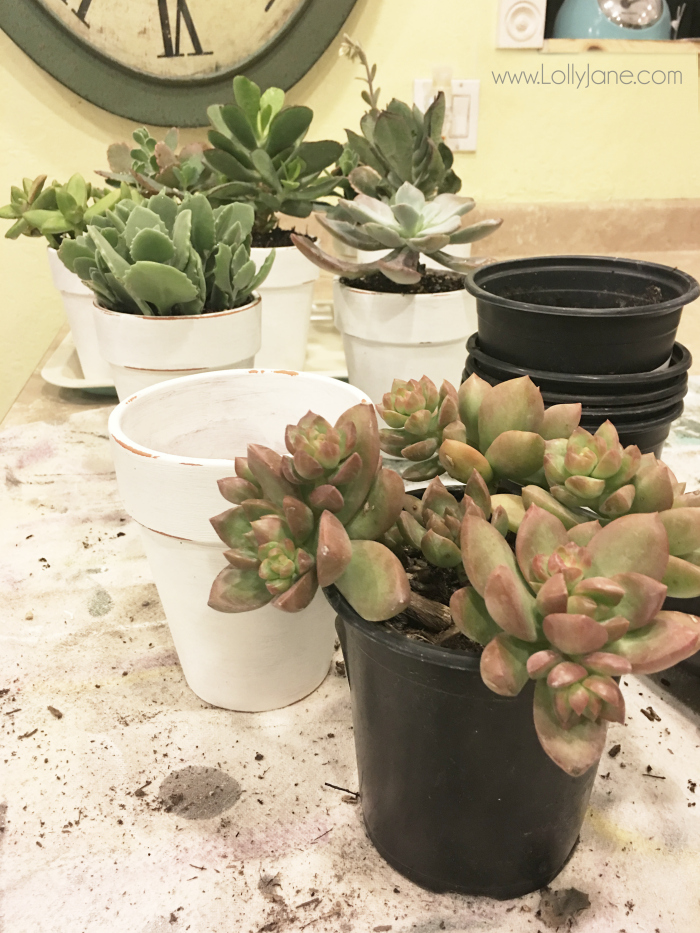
2, 0, 700, 418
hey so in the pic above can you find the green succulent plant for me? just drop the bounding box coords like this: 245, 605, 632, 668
292, 182, 502, 285
57, 191, 274, 316
205, 76, 343, 237
208, 403, 410, 622
337, 35, 462, 202
381, 371, 700, 603
0, 174, 130, 248
378, 373, 582, 484
452, 505, 700, 775
377, 376, 466, 480
99, 127, 219, 196
540, 421, 642, 519
396, 473, 509, 570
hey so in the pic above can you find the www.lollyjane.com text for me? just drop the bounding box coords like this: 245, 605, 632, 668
492, 64, 682, 88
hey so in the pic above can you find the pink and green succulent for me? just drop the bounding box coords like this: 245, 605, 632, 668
377, 376, 466, 481
451, 505, 700, 775
208, 403, 411, 623
396, 473, 509, 570
377, 373, 583, 487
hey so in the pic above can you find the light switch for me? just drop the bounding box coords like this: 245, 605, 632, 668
450, 80, 479, 152
413, 78, 480, 152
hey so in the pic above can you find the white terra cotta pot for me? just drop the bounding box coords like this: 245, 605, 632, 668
250, 245, 320, 370
333, 278, 477, 403
47, 248, 114, 385
108, 369, 370, 711
93, 296, 262, 400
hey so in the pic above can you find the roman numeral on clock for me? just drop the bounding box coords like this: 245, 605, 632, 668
158, 0, 213, 58
61, 0, 93, 28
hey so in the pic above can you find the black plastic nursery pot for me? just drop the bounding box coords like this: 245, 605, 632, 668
326, 587, 599, 899
465, 256, 699, 375
464, 335, 693, 396
662, 596, 700, 676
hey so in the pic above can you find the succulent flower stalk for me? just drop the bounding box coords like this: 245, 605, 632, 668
208, 403, 410, 623
57, 192, 274, 316
337, 36, 462, 203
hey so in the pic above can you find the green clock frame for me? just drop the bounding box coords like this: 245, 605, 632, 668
0, 0, 358, 127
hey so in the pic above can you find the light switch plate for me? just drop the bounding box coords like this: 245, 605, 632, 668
450, 79, 479, 152
413, 78, 480, 152
497, 0, 546, 48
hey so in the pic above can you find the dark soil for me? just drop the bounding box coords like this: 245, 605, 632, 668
378, 550, 483, 655
341, 267, 465, 295
252, 227, 316, 249
498, 283, 666, 310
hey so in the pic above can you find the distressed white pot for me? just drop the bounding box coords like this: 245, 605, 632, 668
47, 248, 114, 385
251, 245, 320, 370
93, 296, 262, 400
333, 279, 477, 403
108, 369, 370, 711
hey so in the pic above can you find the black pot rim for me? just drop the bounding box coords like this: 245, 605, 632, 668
580, 400, 684, 432
467, 334, 692, 386
323, 585, 481, 673
465, 255, 700, 317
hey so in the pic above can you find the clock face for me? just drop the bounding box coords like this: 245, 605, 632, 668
39, 0, 307, 79
1, 0, 357, 125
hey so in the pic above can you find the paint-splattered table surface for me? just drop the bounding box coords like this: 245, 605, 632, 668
1, 375, 700, 933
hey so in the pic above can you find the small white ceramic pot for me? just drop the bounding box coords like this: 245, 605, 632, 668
108, 369, 370, 711
251, 245, 320, 370
333, 279, 477, 403
93, 296, 262, 400
47, 248, 114, 385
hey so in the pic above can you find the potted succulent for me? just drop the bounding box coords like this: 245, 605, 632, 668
204, 77, 343, 370
291, 182, 502, 402
212, 369, 700, 895
108, 370, 378, 712
200, 368, 700, 898
0, 173, 133, 384
57, 191, 274, 399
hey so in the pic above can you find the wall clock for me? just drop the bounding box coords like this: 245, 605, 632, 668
0, 0, 358, 126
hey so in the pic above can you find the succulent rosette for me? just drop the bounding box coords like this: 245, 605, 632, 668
378, 373, 582, 489
451, 505, 700, 775
208, 403, 411, 622
396, 473, 509, 570
377, 376, 466, 481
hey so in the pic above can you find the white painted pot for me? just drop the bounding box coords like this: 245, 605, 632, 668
251, 245, 320, 370
93, 296, 262, 400
47, 248, 114, 385
333, 279, 477, 403
108, 369, 370, 711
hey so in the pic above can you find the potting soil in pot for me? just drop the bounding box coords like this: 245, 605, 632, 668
340, 268, 464, 295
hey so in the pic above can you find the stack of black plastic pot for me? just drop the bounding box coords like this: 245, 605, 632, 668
463, 256, 699, 456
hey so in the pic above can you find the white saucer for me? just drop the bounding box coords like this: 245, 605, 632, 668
41, 334, 117, 395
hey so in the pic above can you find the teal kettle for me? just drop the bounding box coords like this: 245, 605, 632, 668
554, 0, 672, 39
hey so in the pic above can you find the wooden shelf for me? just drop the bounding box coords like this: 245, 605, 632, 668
542, 38, 700, 53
